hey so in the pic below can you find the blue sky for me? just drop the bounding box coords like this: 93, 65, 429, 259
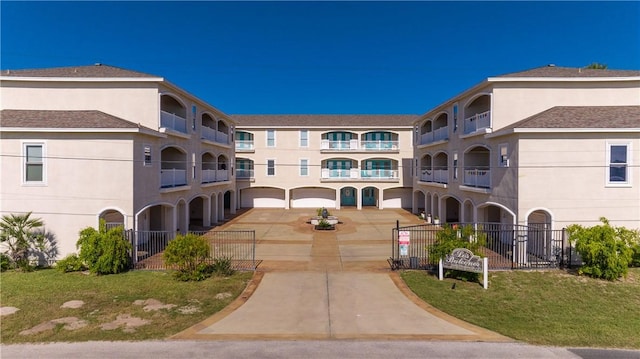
1, 1, 639, 115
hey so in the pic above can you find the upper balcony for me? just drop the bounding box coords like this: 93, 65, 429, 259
236, 158, 255, 181
418, 112, 449, 146
235, 131, 255, 152
418, 152, 449, 185
320, 158, 399, 181
161, 146, 188, 188
461, 146, 491, 189
321, 131, 399, 152
201, 153, 230, 184
463, 94, 492, 135
201, 113, 230, 145
160, 95, 188, 134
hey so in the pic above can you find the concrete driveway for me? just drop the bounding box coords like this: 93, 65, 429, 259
172, 208, 509, 341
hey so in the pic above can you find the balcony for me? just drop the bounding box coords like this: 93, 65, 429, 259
463, 111, 491, 134
463, 168, 490, 188
237, 169, 255, 180
235, 140, 255, 152
419, 169, 448, 184
201, 169, 230, 184
420, 126, 449, 145
321, 168, 398, 181
360, 140, 398, 151
160, 111, 187, 134
202, 126, 230, 145
321, 139, 358, 151
161, 169, 187, 188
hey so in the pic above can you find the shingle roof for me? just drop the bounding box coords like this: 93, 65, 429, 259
0, 109, 145, 129
1, 64, 159, 78
232, 114, 418, 127
496, 65, 640, 78
500, 106, 640, 131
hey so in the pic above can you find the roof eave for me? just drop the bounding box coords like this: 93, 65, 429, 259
487, 127, 640, 138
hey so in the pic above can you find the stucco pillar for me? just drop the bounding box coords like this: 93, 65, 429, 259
284, 188, 290, 209
203, 197, 211, 227
335, 188, 340, 210
357, 188, 362, 210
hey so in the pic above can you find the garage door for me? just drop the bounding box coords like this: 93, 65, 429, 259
382, 188, 412, 209
241, 188, 285, 208
291, 188, 336, 208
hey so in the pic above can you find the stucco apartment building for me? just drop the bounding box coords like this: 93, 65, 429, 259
231, 115, 415, 210
412, 65, 640, 230
0, 64, 237, 257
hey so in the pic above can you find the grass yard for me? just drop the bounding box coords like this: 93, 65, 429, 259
0, 269, 253, 343
402, 268, 640, 349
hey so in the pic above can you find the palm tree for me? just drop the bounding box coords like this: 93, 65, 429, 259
0, 212, 44, 269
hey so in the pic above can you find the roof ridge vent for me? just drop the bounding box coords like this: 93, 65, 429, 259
94, 63, 102, 66
547, 64, 555, 67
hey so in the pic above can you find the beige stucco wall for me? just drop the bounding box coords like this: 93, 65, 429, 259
517, 133, 640, 229
0, 132, 135, 256
237, 125, 414, 209
490, 80, 640, 131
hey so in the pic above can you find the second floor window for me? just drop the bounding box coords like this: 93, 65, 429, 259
300, 130, 308, 147
267, 130, 275, 147
24, 143, 45, 183
608, 143, 629, 185
300, 159, 308, 176
267, 159, 275, 176
144, 145, 152, 166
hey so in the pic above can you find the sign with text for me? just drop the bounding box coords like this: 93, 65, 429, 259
399, 230, 410, 256
439, 248, 489, 289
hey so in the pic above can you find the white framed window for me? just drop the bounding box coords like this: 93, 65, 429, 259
453, 152, 458, 180
143, 145, 152, 166
23, 142, 45, 184
499, 144, 509, 167
300, 130, 308, 147
453, 103, 458, 133
300, 159, 309, 176
606, 142, 631, 186
266, 130, 275, 147
267, 159, 275, 176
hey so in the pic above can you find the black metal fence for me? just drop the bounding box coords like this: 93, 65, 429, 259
390, 222, 581, 271
125, 229, 257, 271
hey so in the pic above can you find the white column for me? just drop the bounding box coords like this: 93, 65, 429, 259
357, 187, 362, 210
203, 197, 211, 227
284, 188, 290, 209
335, 188, 340, 210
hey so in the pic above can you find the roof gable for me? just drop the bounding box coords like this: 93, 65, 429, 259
500, 106, 640, 131
0, 109, 146, 129
232, 114, 418, 127
1, 64, 159, 78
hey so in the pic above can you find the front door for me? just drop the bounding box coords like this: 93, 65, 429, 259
362, 187, 376, 206
340, 187, 356, 206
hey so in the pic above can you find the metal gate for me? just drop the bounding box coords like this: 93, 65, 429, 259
125, 229, 257, 271
390, 222, 575, 271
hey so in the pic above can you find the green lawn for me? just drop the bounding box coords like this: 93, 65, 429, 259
0, 269, 252, 343
401, 268, 640, 349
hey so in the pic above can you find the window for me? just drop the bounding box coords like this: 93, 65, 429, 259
300, 159, 308, 176
267, 159, 275, 176
24, 143, 44, 183
499, 144, 509, 167
300, 130, 308, 147
607, 143, 630, 185
453, 152, 458, 180
453, 104, 458, 133
144, 145, 152, 166
267, 130, 275, 147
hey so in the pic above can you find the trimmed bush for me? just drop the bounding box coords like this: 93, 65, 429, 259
428, 224, 487, 282
163, 233, 211, 281
567, 218, 636, 281
77, 221, 131, 275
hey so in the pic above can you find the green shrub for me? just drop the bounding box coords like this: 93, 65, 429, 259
55, 253, 87, 273
77, 221, 131, 275
0, 253, 11, 272
163, 233, 211, 281
567, 218, 636, 281
428, 224, 486, 282
212, 256, 235, 276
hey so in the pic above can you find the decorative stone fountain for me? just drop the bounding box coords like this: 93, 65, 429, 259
309, 207, 338, 230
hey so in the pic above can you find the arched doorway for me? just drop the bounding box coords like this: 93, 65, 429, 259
362, 186, 377, 206
340, 186, 357, 207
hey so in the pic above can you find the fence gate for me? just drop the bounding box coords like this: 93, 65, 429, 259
125, 229, 257, 271
390, 222, 575, 271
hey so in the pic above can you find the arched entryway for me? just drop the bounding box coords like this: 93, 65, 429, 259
362, 186, 377, 207
443, 196, 461, 223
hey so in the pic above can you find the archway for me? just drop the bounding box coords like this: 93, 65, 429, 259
340, 186, 357, 207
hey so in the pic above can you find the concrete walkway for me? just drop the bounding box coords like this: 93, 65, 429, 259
173, 208, 509, 341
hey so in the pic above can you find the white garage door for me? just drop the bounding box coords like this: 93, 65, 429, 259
382, 188, 412, 209
241, 188, 285, 208
291, 188, 336, 208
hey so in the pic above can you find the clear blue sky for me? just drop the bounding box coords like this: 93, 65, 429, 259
2, 1, 639, 115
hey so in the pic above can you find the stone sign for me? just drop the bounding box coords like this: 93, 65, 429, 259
439, 248, 489, 289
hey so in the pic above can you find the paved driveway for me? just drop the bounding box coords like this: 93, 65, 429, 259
173, 208, 509, 341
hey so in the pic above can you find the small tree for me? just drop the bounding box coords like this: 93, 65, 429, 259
77, 220, 131, 275
585, 62, 607, 69
0, 212, 45, 270
567, 218, 636, 281
163, 233, 211, 281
